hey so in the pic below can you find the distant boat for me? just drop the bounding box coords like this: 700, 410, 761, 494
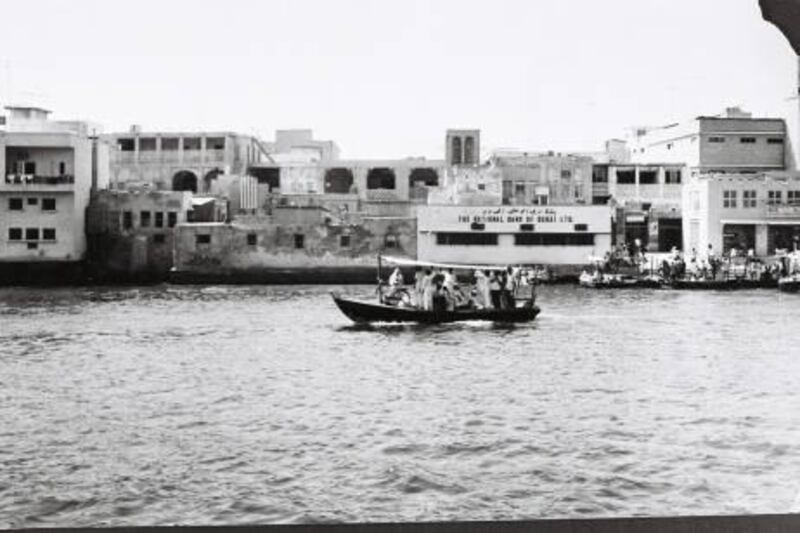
331, 255, 540, 324
778, 274, 800, 293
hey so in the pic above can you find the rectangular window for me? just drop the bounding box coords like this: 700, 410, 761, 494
639, 170, 657, 184
740, 137, 756, 144
27, 197, 38, 206
384, 235, 398, 249
592, 166, 608, 183
153, 233, 166, 244
723, 190, 737, 208
514, 233, 595, 246
140, 211, 151, 228
560, 170, 572, 179
767, 138, 784, 144
59, 162, 66, 175
247, 233, 257, 246
25, 228, 39, 241
161, 137, 179, 151
294, 234, 305, 249
118, 138, 135, 151
42, 228, 56, 241
42, 198, 56, 211
123, 211, 133, 229
168, 211, 178, 228
206, 137, 226, 150
436, 232, 499, 246
477, 183, 486, 191
24, 161, 35, 175
665, 169, 682, 184
708, 136, 726, 143
743, 190, 757, 208
27, 242, 37, 250
788, 190, 800, 205
616, 170, 635, 184
340, 235, 351, 248
8, 228, 22, 241
154, 212, 164, 228
9, 198, 23, 210
183, 137, 202, 150
574, 224, 588, 232
139, 138, 157, 151
768, 190, 783, 205
196, 234, 211, 245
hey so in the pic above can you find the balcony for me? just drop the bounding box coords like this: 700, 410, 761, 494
1, 174, 75, 191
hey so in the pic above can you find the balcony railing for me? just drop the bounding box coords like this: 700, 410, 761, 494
3, 174, 75, 186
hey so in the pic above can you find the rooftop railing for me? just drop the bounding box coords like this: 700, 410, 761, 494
3, 174, 75, 185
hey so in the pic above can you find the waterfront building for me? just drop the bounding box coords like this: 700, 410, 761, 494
682, 171, 800, 256
417, 204, 613, 267
628, 107, 789, 174
104, 127, 267, 192
0, 105, 110, 268
446, 129, 481, 166
591, 162, 686, 252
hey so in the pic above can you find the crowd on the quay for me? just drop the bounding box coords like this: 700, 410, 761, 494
380, 266, 538, 312
590, 237, 800, 283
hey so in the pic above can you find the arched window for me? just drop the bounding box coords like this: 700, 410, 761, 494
324, 167, 355, 193
172, 170, 198, 192
451, 137, 462, 165
366, 168, 396, 190
464, 136, 474, 164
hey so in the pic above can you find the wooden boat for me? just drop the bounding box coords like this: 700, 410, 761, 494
331, 255, 541, 324
331, 293, 540, 324
778, 275, 800, 293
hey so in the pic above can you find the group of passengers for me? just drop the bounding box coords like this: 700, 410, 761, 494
382, 266, 534, 312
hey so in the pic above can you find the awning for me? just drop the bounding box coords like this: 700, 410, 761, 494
382, 255, 511, 271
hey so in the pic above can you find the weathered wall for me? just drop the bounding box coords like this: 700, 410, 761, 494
173, 216, 417, 273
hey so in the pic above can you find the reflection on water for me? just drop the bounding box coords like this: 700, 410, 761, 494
1, 284, 800, 527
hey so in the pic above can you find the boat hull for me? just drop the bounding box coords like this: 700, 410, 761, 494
331, 294, 540, 324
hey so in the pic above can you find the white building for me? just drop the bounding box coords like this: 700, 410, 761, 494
682, 171, 800, 256
417, 204, 612, 266
0, 106, 110, 263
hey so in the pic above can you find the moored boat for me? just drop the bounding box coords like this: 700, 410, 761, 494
778, 274, 800, 293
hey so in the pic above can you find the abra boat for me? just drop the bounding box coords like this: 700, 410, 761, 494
778, 274, 800, 293
331, 255, 541, 324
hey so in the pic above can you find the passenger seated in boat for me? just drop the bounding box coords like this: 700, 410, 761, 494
431, 274, 448, 312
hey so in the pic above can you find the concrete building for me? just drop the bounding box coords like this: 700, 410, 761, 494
86, 189, 193, 279
592, 162, 686, 251
246, 157, 447, 217
0, 106, 110, 267
417, 204, 612, 268
629, 107, 789, 174
105, 128, 267, 192
264, 129, 340, 164
683, 171, 800, 257
490, 150, 594, 206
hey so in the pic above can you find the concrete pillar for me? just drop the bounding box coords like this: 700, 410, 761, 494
634, 166, 640, 199
658, 166, 665, 198
756, 224, 769, 256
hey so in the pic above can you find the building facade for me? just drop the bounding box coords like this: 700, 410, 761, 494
490, 150, 594, 206
105, 128, 266, 192
0, 106, 110, 264
683, 171, 800, 256
417, 204, 612, 266
629, 107, 789, 173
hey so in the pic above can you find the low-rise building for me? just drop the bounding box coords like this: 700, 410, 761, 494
629, 107, 789, 173
105, 128, 267, 192
0, 106, 110, 269
683, 171, 800, 256
592, 162, 686, 251
490, 150, 594, 206
417, 204, 612, 268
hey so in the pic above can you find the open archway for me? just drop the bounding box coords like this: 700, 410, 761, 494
172, 170, 198, 193
203, 168, 223, 193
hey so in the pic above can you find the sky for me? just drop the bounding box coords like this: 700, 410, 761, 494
0, 0, 797, 159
